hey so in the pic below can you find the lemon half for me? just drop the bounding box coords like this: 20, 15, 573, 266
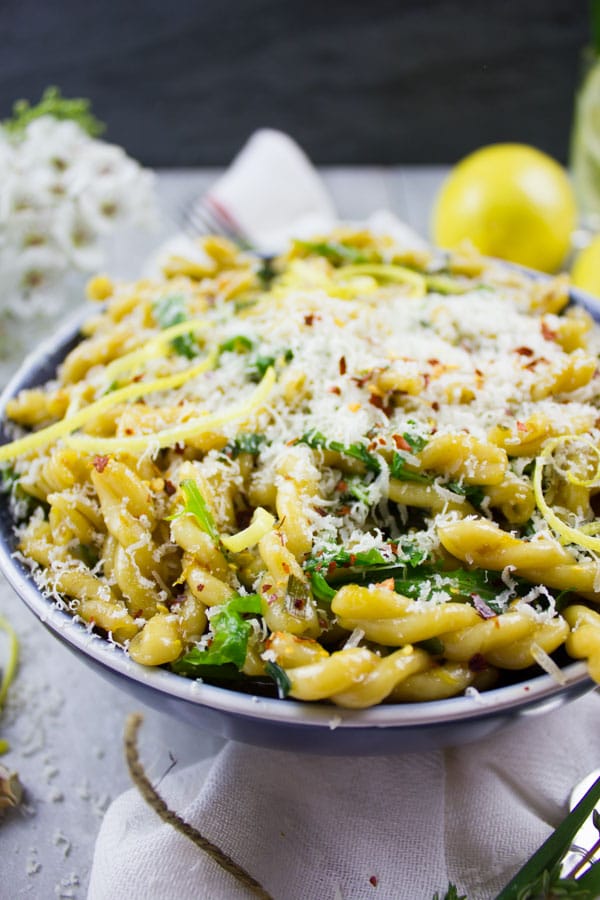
432, 144, 577, 273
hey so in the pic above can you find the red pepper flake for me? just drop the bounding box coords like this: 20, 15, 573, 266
431, 401, 440, 411
125, 428, 134, 435
327, 561, 338, 575
304, 313, 315, 326
427, 358, 440, 366
525, 357, 548, 370
468, 653, 488, 672
337, 481, 348, 493
369, 875, 378, 887
392, 434, 411, 452
541, 321, 558, 342
132, 373, 144, 382
369, 395, 392, 416
196, 583, 205, 592
164, 479, 176, 496
514, 346, 534, 357
338, 505, 351, 515
328, 385, 342, 395
339, 356, 347, 375
282, 562, 290, 574
261, 583, 272, 592
293, 597, 305, 610
378, 578, 395, 591
516, 421, 528, 432
349, 554, 357, 565
92, 455, 110, 473
174, 444, 185, 454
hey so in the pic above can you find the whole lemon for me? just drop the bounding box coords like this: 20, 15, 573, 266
571, 234, 600, 297
432, 144, 577, 272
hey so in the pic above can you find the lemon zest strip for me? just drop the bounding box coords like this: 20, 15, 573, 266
103, 318, 210, 382
221, 507, 276, 553
65, 366, 276, 455
0, 613, 18, 753
333, 264, 426, 296
0, 350, 217, 462
533, 435, 600, 552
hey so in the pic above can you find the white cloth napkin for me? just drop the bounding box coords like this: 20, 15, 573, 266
88, 132, 600, 899
88, 693, 600, 899
151, 128, 427, 271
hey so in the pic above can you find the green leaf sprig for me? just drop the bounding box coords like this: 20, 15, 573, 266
153, 295, 199, 359
168, 479, 219, 543
297, 429, 381, 473
3, 86, 104, 137
172, 594, 261, 675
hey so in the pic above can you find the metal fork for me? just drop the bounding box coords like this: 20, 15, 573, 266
181, 191, 252, 249
560, 768, 600, 877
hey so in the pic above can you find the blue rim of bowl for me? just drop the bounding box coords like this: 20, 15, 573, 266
0, 280, 596, 732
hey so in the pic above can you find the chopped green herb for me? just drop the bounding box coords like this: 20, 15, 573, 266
167, 479, 219, 542
0, 465, 19, 491
287, 574, 311, 608
344, 477, 373, 504
1, 466, 47, 520
74, 543, 100, 569
392, 566, 504, 608
219, 335, 254, 354
248, 349, 293, 382
294, 239, 370, 265
224, 433, 267, 458
446, 480, 486, 508
390, 452, 430, 483
310, 571, 337, 603
305, 543, 425, 579
417, 637, 445, 656
153, 295, 198, 358
171, 593, 261, 674
257, 256, 276, 287
401, 422, 428, 453
298, 429, 381, 473
265, 660, 291, 698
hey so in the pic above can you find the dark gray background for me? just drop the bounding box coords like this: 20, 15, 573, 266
0, 0, 590, 167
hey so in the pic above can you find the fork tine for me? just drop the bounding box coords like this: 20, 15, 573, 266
182, 195, 250, 249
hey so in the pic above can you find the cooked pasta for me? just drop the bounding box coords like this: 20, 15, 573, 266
3, 229, 600, 708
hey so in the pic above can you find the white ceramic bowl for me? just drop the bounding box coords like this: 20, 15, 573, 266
0, 288, 595, 755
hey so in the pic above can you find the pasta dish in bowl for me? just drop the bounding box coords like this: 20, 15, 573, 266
0, 230, 597, 752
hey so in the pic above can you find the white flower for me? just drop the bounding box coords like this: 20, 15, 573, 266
53, 204, 102, 270
16, 117, 87, 171
0, 114, 157, 318
0, 244, 67, 317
